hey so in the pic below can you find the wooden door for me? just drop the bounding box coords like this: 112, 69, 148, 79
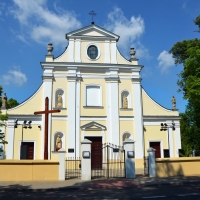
85, 137, 102, 169
22, 142, 34, 160
150, 142, 161, 158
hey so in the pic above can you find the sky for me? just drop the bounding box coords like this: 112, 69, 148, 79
0, 0, 200, 113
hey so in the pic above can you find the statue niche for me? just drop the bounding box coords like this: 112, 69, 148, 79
56, 134, 62, 151
57, 94, 63, 108
122, 94, 128, 108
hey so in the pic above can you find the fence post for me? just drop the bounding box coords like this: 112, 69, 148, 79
147, 147, 156, 177
58, 148, 66, 181
123, 139, 135, 179
81, 139, 92, 180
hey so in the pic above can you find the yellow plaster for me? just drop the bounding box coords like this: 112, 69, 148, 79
80, 79, 106, 116
7, 85, 43, 115
81, 41, 105, 63
116, 48, 133, 65
13, 125, 42, 160
142, 89, 179, 116
54, 48, 69, 62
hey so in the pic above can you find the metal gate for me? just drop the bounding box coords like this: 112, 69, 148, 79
91, 143, 125, 179
144, 156, 149, 175
65, 157, 81, 179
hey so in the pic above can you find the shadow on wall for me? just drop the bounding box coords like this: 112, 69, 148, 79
156, 161, 184, 178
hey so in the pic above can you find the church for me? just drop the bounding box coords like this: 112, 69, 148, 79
2, 22, 181, 170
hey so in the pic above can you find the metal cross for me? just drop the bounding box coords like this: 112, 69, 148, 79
89, 10, 96, 23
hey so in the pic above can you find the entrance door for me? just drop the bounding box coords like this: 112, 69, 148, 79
21, 142, 34, 159
149, 142, 161, 158
85, 137, 102, 169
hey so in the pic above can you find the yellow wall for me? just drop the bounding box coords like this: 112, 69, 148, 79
119, 79, 134, 116
0, 160, 59, 181
116, 48, 135, 65
81, 41, 105, 63
7, 85, 43, 115
144, 126, 168, 157
80, 79, 106, 116
142, 89, 179, 116
13, 125, 42, 159
156, 157, 200, 177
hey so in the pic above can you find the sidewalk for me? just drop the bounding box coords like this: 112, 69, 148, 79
0, 175, 200, 191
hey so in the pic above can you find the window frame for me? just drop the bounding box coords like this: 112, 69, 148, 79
86, 44, 101, 60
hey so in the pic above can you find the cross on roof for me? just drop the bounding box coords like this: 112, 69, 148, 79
89, 10, 96, 24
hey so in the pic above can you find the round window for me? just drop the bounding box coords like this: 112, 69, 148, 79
87, 45, 98, 59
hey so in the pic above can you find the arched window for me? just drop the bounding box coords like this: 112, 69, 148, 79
121, 90, 131, 108
55, 89, 65, 108
53, 132, 64, 151
87, 45, 98, 59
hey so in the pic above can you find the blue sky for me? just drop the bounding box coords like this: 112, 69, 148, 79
0, 0, 200, 113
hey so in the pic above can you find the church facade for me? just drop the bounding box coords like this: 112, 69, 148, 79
2, 24, 181, 169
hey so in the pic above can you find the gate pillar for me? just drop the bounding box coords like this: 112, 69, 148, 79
81, 139, 92, 180
58, 148, 66, 181
147, 147, 156, 177
123, 139, 135, 179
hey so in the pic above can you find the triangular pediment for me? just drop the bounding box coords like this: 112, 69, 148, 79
80, 121, 106, 131
66, 24, 119, 41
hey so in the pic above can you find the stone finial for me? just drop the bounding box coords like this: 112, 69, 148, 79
1, 93, 7, 109
47, 43, 53, 55
130, 47, 137, 61
171, 96, 176, 110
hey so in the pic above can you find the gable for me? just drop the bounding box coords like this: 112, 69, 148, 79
80, 121, 106, 131
66, 24, 119, 41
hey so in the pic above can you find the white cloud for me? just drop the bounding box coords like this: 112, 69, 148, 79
105, 7, 149, 59
157, 50, 174, 73
1, 69, 27, 86
10, 0, 81, 46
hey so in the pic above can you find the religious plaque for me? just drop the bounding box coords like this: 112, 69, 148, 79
127, 151, 135, 158
82, 151, 90, 158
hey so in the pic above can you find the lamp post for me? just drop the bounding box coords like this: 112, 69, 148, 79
14, 119, 32, 159
160, 122, 176, 158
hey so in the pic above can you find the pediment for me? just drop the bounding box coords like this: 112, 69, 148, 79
66, 24, 119, 41
80, 121, 106, 131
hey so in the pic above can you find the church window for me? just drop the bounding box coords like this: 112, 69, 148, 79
85, 85, 101, 106
87, 45, 98, 59
121, 90, 131, 108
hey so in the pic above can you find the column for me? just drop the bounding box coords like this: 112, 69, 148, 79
147, 147, 156, 177
132, 78, 144, 159
67, 69, 77, 157
123, 139, 135, 179
68, 39, 74, 62
105, 40, 110, 63
175, 121, 181, 157
6, 120, 15, 159
75, 77, 81, 157
42, 67, 53, 160
75, 39, 81, 62
81, 139, 92, 180
111, 41, 117, 64
168, 128, 174, 158
58, 148, 66, 180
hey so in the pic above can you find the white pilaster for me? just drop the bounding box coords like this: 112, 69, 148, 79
6, 120, 15, 159
106, 81, 111, 143
175, 123, 181, 157
68, 39, 75, 62
75, 39, 81, 62
75, 78, 81, 157
42, 67, 53, 160
168, 128, 174, 157
111, 41, 117, 64
67, 70, 77, 157
105, 41, 110, 63
132, 78, 144, 159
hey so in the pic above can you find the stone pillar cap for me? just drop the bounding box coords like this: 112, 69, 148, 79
58, 148, 66, 152
147, 147, 156, 152
81, 139, 92, 144
123, 139, 135, 144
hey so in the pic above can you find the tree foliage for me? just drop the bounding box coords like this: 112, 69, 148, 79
170, 15, 200, 155
6, 98, 19, 109
0, 111, 8, 152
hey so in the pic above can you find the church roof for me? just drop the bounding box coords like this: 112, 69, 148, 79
66, 24, 120, 41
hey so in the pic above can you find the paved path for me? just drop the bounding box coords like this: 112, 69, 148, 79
0, 175, 200, 190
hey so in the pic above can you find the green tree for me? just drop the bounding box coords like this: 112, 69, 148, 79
0, 111, 8, 152
170, 15, 200, 155
6, 98, 19, 109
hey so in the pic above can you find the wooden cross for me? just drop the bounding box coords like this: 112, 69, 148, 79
34, 97, 60, 160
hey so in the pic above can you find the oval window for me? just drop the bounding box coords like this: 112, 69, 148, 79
87, 45, 98, 59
